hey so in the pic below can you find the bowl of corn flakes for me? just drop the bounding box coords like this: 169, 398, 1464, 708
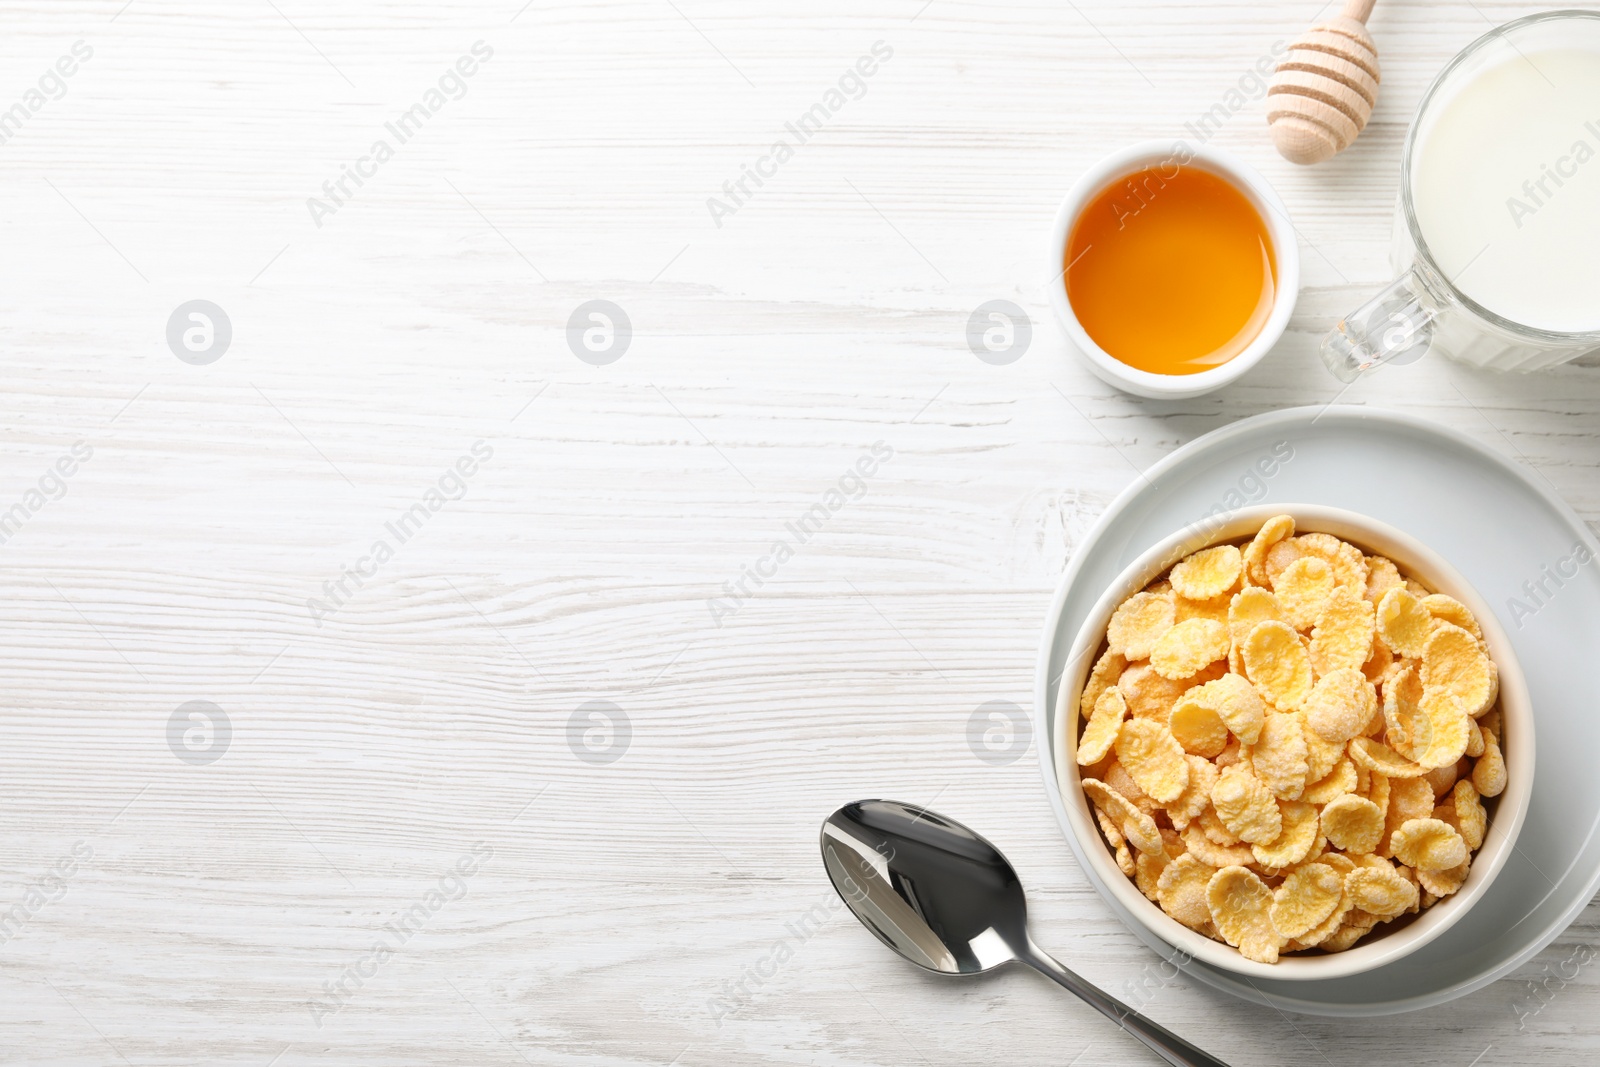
1048, 505, 1533, 979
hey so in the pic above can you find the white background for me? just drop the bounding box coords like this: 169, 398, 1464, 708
2, 0, 1599, 1064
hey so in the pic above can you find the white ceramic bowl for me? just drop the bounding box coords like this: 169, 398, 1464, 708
1046, 140, 1300, 399
1043, 504, 1533, 981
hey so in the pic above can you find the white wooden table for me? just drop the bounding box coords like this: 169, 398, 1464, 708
3, 1, 1598, 1063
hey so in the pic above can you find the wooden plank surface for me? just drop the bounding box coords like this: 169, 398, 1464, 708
1, 0, 1598, 1063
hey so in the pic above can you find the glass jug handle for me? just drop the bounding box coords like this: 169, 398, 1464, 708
1320, 268, 1440, 382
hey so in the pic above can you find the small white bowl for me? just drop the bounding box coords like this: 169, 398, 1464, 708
1042, 504, 1533, 981
1047, 141, 1300, 399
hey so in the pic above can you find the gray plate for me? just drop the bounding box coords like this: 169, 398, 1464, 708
1034, 405, 1600, 1016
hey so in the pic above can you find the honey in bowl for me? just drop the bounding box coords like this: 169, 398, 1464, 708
1065, 164, 1277, 376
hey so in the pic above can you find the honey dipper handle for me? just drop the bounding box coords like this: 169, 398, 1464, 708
1341, 0, 1377, 23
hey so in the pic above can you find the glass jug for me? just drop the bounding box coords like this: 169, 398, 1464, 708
1323, 11, 1600, 380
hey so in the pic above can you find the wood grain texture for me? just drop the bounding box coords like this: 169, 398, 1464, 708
1, 0, 1598, 1063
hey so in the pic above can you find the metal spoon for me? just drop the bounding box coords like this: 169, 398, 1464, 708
821, 800, 1228, 1067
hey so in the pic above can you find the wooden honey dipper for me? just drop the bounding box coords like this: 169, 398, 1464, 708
1267, 0, 1381, 164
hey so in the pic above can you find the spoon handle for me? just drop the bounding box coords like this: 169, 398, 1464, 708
1019, 942, 1230, 1067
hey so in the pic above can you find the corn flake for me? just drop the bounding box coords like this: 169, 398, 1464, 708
1175, 593, 1232, 626
1353, 759, 1371, 797
1317, 852, 1356, 877
1251, 711, 1311, 800
1473, 733, 1507, 797
1422, 622, 1497, 718
1309, 586, 1376, 677
1080, 647, 1128, 720
1382, 665, 1428, 759
1376, 587, 1435, 659
1416, 687, 1470, 770
1243, 514, 1295, 587
1188, 673, 1266, 746
1150, 618, 1230, 680
1466, 720, 1486, 758
1207, 866, 1282, 964
1108, 590, 1176, 661
1252, 799, 1321, 868
1302, 722, 1344, 784
1077, 686, 1128, 766
1210, 763, 1283, 845
1346, 863, 1419, 919
1320, 794, 1384, 854
1366, 770, 1390, 818
1169, 694, 1229, 758
1242, 620, 1314, 710
1421, 594, 1483, 640
1366, 556, 1404, 603
1166, 755, 1220, 831
1419, 859, 1469, 897
1303, 757, 1358, 805
1394, 863, 1423, 914
1199, 804, 1242, 845
1423, 760, 1460, 801
1264, 539, 1306, 588
1391, 818, 1469, 871
1170, 544, 1243, 601
1362, 632, 1396, 684
1260, 547, 1299, 588
1453, 780, 1487, 850
1297, 880, 1355, 947
1304, 667, 1377, 744
1276, 557, 1336, 631
1380, 776, 1437, 858
1117, 662, 1193, 722
1349, 737, 1429, 779
1432, 800, 1459, 830
1115, 719, 1190, 803
1297, 532, 1371, 592
1229, 585, 1285, 648
1320, 908, 1382, 952
1103, 761, 1156, 813
1183, 822, 1255, 868
1093, 805, 1124, 850
1156, 854, 1218, 929
1270, 862, 1343, 939
1083, 778, 1163, 854
1134, 848, 1171, 900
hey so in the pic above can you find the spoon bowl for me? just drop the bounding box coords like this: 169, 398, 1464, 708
821, 800, 1229, 1067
